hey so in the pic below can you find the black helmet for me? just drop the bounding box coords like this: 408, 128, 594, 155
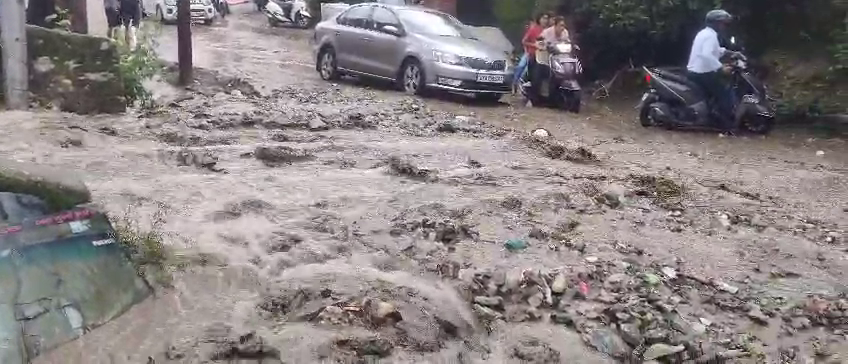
705, 9, 732, 24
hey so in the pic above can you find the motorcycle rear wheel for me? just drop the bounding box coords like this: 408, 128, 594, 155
740, 114, 774, 135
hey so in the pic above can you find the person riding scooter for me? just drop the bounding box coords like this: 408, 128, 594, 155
686, 9, 744, 135
529, 16, 569, 106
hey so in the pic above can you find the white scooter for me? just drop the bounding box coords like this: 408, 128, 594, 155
262, 0, 312, 28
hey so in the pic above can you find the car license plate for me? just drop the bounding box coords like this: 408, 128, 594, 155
476, 74, 504, 84
641, 93, 649, 102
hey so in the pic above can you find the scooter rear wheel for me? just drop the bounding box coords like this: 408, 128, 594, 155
740, 114, 774, 135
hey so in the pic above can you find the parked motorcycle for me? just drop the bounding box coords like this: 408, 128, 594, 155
262, 0, 312, 28
637, 37, 774, 134
519, 41, 583, 113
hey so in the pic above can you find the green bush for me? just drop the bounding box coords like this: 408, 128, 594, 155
116, 24, 163, 108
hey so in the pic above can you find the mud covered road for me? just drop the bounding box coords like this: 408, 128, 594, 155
3, 10, 847, 363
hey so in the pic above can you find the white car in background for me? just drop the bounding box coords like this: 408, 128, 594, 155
146, 0, 217, 25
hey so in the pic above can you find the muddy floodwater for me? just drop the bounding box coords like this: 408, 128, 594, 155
2, 10, 847, 364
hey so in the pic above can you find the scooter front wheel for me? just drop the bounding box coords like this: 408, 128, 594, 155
639, 103, 654, 127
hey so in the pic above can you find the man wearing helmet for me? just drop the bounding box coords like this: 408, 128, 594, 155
687, 9, 740, 135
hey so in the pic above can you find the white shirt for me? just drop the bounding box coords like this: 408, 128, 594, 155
535, 26, 570, 66
687, 27, 726, 73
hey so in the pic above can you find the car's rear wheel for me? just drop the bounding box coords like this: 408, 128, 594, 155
400, 59, 425, 95
318, 47, 339, 81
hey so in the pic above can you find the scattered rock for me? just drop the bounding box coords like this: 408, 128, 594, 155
747, 306, 770, 325
642, 343, 685, 360
254, 146, 315, 167
309, 116, 329, 131
333, 336, 394, 360
511, 339, 561, 363
587, 328, 631, 359
597, 184, 628, 208
173, 148, 224, 172
386, 156, 436, 181
59, 137, 83, 148
551, 272, 568, 294
473, 296, 504, 309
551, 312, 574, 326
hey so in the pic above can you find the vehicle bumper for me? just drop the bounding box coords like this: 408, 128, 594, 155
424, 61, 513, 94
162, 4, 215, 21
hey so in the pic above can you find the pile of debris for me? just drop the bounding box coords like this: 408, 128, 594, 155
465, 260, 777, 362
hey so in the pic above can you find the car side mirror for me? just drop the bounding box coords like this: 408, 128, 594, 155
381, 25, 403, 36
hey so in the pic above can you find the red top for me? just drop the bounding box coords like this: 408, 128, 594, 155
522, 24, 543, 58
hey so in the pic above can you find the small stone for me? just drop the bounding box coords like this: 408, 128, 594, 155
661, 267, 678, 279
790, 317, 811, 330
551, 272, 568, 294
473, 296, 504, 309
747, 306, 769, 325
473, 304, 503, 321
643, 343, 685, 360
642, 273, 661, 286
587, 328, 631, 359
551, 312, 574, 326
618, 323, 642, 346
711, 213, 732, 230
585, 256, 599, 263
699, 317, 712, 326
528, 227, 548, 240
369, 300, 402, 325
713, 280, 739, 294
528, 292, 544, 308
308, 117, 329, 131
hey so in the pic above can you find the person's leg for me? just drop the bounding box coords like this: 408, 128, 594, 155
123, 3, 140, 50
513, 54, 527, 88
689, 72, 733, 132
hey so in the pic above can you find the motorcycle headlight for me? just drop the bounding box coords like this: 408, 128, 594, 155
165, 0, 176, 5
433, 50, 463, 66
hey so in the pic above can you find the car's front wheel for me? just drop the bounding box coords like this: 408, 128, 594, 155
399, 59, 425, 95
318, 47, 340, 81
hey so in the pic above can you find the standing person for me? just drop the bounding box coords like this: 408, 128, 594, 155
119, 0, 141, 49
687, 9, 741, 136
521, 12, 550, 103
104, 0, 122, 39
512, 18, 534, 94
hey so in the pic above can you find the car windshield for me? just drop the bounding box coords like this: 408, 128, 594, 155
396, 9, 473, 38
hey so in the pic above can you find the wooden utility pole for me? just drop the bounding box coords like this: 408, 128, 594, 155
0, 0, 30, 109
177, 0, 193, 86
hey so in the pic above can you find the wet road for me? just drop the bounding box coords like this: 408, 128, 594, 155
8, 9, 848, 363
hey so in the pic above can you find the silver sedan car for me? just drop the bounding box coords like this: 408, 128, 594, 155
312, 4, 513, 101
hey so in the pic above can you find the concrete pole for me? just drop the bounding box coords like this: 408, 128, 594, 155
0, 0, 30, 109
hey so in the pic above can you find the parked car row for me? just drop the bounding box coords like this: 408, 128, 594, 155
142, 0, 229, 25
